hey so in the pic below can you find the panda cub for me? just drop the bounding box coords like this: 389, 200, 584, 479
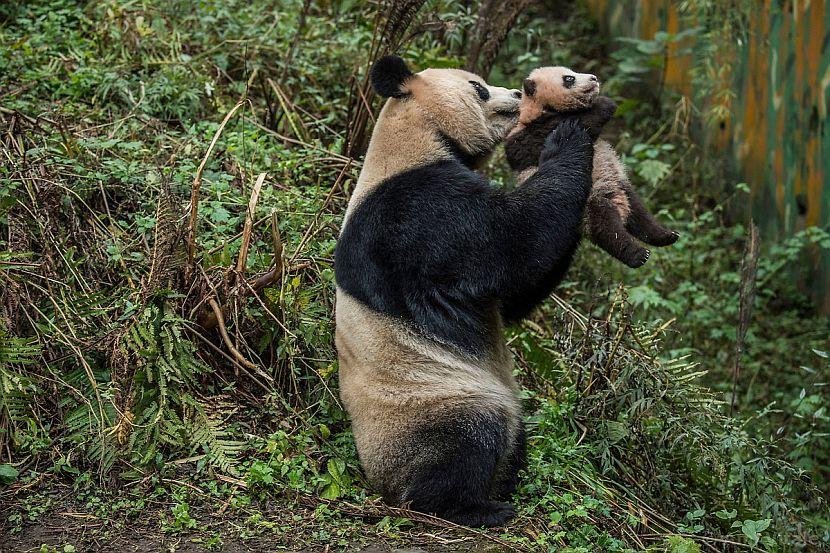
505, 66, 679, 268
335, 56, 596, 527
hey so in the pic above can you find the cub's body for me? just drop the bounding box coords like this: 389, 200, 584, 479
505, 66, 678, 268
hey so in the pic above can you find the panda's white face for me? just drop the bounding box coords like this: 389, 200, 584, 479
408, 68, 522, 154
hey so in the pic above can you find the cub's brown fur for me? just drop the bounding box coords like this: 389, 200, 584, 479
505, 66, 678, 268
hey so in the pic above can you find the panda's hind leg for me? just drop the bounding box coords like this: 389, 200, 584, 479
623, 187, 679, 247
587, 195, 651, 268
493, 423, 526, 500
401, 411, 516, 528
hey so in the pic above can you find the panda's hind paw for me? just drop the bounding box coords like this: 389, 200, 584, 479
449, 501, 516, 528
621, 247, 651, 269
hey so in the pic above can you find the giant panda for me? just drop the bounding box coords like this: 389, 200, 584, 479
334, 56, 596, 527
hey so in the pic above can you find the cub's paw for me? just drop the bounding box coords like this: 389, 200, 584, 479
643, 228, 680, 247
660, 230, 681, 246
621, 247, 651, 269
581, 96, 618, 140
594, 95, 618, 121
540, 118, 592, 164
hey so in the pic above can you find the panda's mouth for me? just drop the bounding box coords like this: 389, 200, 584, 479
582, 82, 600, 94
495, 107, 520, 117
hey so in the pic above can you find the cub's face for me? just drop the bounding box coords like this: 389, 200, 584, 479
522, 66, 599, 112
371, 56, 521, 158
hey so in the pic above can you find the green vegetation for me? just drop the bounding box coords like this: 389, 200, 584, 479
1, 0, 827, 551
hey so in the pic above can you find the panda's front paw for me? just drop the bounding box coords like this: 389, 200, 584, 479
540, 118, 592, 164
593, 96, 618, 121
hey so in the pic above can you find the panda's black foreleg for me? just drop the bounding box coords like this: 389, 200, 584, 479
401, 413, 516, 528
498, 119, 594, 321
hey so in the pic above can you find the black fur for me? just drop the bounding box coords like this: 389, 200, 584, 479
493, 424, 526, 500
371, 55, 414, 98
469, 80, 490, 101
504, 95, 617, 173
624, 187, 681, 247
438, 132, 488, 169
522, 78, 536, 97
586, 194, 651, 269
335, 119, 594, 355
400, 410, 516, 527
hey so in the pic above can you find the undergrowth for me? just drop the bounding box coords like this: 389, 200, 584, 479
1, 0, 828, 551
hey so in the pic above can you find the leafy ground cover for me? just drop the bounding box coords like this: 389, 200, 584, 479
1, 1, 828, 551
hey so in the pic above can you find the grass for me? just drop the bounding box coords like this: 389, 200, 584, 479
1, 0, 828, 551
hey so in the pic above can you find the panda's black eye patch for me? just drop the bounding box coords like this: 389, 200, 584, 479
469, 80, 490, 101
562, 75, 576, 89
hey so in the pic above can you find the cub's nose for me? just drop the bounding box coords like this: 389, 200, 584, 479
512, 89, 522, 99
589, 75, 598, 82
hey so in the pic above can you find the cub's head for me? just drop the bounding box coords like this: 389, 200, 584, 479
519, 66, 599, 124
370, 55, 522, 163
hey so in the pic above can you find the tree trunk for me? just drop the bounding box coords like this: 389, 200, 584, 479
465, 0, 534, 79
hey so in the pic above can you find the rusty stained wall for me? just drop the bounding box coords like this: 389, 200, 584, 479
585, 0, 830, 313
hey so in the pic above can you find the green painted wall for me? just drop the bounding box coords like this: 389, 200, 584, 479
585, 0, 830, 313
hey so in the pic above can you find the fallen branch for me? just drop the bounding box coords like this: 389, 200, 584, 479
235, 172, 267, 277
208, 297, 258, 374
197, 206, 297, 332
196, 262, 311, 332
293, 495, 531, 552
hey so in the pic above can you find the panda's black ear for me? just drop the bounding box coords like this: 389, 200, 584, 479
522, 78, 536, 97
371, 55, 413, 98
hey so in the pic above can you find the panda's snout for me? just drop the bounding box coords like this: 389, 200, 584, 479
512, 90, 522, 99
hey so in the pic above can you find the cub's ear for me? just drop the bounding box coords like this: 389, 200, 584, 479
522, 78, 536, 97
371, 55, 413, 98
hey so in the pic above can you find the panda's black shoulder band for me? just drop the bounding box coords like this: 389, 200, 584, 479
371, 55, 413, 98
438, 132, 484, 169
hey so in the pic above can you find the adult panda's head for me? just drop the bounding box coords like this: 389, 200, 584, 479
369, 55, 522, 167
344, 56, 521, 220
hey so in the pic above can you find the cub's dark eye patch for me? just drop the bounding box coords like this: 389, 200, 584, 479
562, 75, 576, 88
469, 81, 490, 101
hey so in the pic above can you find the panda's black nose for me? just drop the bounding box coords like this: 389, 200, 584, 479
589, 75, 598, 82
513, 90, 522, 99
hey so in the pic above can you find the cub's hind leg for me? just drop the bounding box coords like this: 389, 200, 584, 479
588, 140, 651, 268
623, 187, 679, 247
401, 410, 516, 528
586, 194, 651, 268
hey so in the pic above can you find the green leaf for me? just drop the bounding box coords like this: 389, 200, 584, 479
666, 535, 702, 553
754, 518, 771, 532
0, 464, 19, 484
327, 458, 344, 480
320, 482, 341, 500
740, 519, 768, 545
687, 509, 705, 520
636, 159, 672, 186
605, 420, 629, 444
